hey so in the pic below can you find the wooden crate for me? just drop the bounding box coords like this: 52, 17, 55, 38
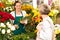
56, 17, 60, 24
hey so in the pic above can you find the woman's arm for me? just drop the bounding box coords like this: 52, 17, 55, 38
20, 11, 28, 24
52, 30, 56, 40
20, 19, 27, 24
10, 11, 18, 28
36, 22, 42, 32
10, 11, 15, 24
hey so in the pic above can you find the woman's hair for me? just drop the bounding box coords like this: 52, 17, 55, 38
14, 1, 21, 6
39, 4, 51, 15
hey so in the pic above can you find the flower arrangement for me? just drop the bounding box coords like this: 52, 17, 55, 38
21, 4, 42, 23
0, 22, 17, 40
48, 9, 59, 23
54, 24, 60, 40
3, 6, 13, 13
55, 24, 60, 34
19, 4, 42, 39
21, 4, 34, 14
0, 2, 5, 8
0, 11, 16, 40
48, 9, 59, 17
0, 22, 15, 34
1, 0, 14, 5
0, 2, 5, 11
0, 0, 14, 13
0, 11, 15, 22
21, 4, 42, 35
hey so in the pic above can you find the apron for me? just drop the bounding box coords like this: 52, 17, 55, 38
13, 11, 25, 35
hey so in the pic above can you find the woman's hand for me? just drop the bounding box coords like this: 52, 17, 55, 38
20, 19, 27, 24
20, 20, 24, 24
52, 31, 56, 40
14, 25, 19, 29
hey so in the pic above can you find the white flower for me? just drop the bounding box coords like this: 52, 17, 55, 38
0, 23, 4, 26
54, 10, 59, 15
27, 36, 30, 39
8, 0, 12, 2
54, 10, 59, 14
10, 8, 13, 11
6, 7, 9, 9
3, 25, 6, 28
2, 29, 5, 34
10, 26, 15, 31
7, 9, 9, 12
9, 7, 12, 9
6, 22, 10, 26
54, 27, 58, 30
0, 28, 1, 31
7, 29, 11, 33
55, 24, 60, 27
0, 23, 6, 28
3, 8, 6, 11
7, 24, 12, 28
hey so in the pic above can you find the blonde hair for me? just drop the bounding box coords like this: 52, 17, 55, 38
39, 4, 51, 15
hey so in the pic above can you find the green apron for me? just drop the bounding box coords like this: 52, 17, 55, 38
13, 11, 25, 35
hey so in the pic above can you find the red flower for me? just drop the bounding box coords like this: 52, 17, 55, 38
8, 14, 15, 20
1, 18, 5, 22
40, 16, 43, 20
0, 11, 15, 22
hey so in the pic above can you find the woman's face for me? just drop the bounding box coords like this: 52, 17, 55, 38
15, 3, 21, 10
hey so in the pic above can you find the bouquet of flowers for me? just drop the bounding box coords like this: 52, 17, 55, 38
0, 11, 17, 40
48, 9, 59, 24
0, 2, 4, 8
0, 11, 15, 22
16, 4, 42, 39
0, 0, 14, 13
54, 24, 60, 40
21, 4, 42, 39
3, 6, 13, 13
21, 4, 34, 14
0, 2, 5, 11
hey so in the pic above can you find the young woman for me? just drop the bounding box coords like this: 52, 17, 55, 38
36, 4, 55, 40
10, 1, 27, 35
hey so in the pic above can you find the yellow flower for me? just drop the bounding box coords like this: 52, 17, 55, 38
55, 29, 60, 34
32, 10, 40, 17
54, 30, 58, 34
48, 10, 55, 16
25, 14, 31, 17
35, 17, 41, 23
48, 9, 59, 16
37, 19, 41, 23
35, 8, 39, 11
59, 29, 60, 32
21, 4, 34, 11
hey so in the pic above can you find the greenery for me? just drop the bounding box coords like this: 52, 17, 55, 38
56, 34, 60, 40
0, 0, 60, 40
11, 32, 36, 40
